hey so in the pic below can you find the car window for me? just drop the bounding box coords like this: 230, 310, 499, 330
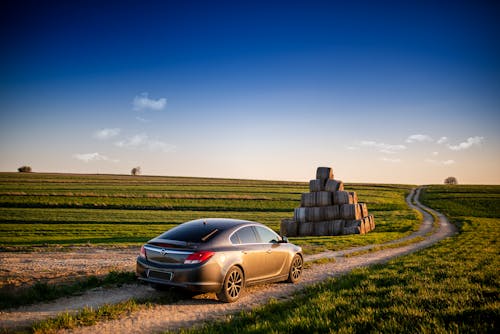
230, 233, 240, 244
158, 222, 222, 243
235, 226, 258, 244
255, 226, 279, 243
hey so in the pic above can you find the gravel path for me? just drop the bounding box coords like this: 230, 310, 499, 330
0, 187, 457, 333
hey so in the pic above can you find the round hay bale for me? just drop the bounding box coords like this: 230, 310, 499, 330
320, 205, 340, 220
360, 219, 367, 235
308, 207, 323, 222
358, 203, 368, 217
333, 191, 354, 205
301, 192, 332, 207
301, 193, 316, 207
325, 179, 344, 192
369, 215, 375, 231
342, 225, 360, 235
309, 179, 325, 192
340, 204, 362, 220
294, 207, 323, 223
331, 220, 344, 235
316, 167, 333, 180
316, 191, 333, 206
280, 219, 298, 237
294, 207, 307, 223
349, 191, 358, 203
314, 221, 330, 236
298, 222, 314, 236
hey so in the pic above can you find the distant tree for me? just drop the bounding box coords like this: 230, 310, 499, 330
444, 176, 458, 185
18, 166, 32, 173
131, 166, 141, 176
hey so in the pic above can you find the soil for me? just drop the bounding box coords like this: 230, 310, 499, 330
0, 187, 457, 333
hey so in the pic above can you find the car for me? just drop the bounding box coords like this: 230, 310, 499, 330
136, 218, 303, 302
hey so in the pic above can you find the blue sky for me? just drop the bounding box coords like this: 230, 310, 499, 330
1, 0, 499, 184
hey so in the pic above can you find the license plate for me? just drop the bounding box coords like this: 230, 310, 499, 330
148, 270, 173, 281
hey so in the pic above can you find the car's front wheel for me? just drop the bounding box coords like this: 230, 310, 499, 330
286, 254, 303, 283
216, 266, 244, 303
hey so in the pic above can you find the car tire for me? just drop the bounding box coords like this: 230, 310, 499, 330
216, 266, 244, 303
286, 254, 303, 283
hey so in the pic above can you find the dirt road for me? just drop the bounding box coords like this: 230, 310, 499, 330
0, 187, 457, 333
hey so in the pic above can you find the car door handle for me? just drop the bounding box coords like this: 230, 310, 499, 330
266, 249, 272, 254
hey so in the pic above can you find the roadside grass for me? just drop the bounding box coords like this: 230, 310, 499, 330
170, 185, 500, 334
27, 288, 196, 334
0, 271, 136, 310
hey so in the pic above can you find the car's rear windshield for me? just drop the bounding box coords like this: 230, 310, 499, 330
158, 221, 224, 243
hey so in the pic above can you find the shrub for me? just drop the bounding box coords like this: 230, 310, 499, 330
18, 166, 32, 173
444, 177, 458, 185
131, 167, 141, 176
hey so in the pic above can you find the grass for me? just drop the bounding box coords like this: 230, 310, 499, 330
0, 271, 136, 310
0, 172, 419, 253
31, 299, 142, 334
168, 185, 500, 334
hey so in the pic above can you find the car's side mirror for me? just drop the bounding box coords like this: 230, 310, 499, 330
278, 236, 288, 243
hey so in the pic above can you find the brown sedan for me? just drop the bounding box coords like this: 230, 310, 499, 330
136, 218, 303, 302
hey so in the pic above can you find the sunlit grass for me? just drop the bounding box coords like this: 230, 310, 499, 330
0, 173, 418, 252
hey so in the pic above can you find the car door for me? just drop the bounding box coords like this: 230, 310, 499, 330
231, 226, 268, 282
254, 226, 289, 278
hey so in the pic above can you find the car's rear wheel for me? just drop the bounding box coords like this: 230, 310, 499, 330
216, 266, 244, 303
286, 254, 303, 283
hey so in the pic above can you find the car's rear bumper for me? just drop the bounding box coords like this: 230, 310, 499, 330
136, 256, 223, 293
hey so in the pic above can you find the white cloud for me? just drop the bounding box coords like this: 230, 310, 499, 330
426, 159, 456, 165
136, 116, 150, 123
437, 137, 448, 144
380, 157, 401, 163
133, 93, 167, 111
73, 152, 118, 163
432, 151, 439, 156
405, 134, 433, 143
448, 136, 484, 151
94, 128, 121, 140
115, 134, 175, 153
345, 146, 359, 151
359, 141, 407, 154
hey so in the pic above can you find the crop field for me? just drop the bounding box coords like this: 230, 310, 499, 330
0, 172, 418, 253
177, 185, 500, 333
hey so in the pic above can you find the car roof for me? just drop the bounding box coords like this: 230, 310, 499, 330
185, 218, 261, 230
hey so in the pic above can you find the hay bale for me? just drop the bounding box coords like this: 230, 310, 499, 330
280, 219, 298, 237
314, 221, 330, 236
340, 204, 362, 220
298, 222, 314, 236
333, 191, 354, 205
343, 225, 361, 235
325, 179, 344, 192
309, 179, 325, 192
301, 192, 333, 207
319, 205, 340, 220
294, 207, 323, 223
369, 215, 375, 231
316, 167, 333, 180
358, 203, 368, 217
331, 220, 344, 235
349, 191, 358, 203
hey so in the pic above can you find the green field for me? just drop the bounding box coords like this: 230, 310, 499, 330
0, 172, 418, 253
175, 185, 500, 333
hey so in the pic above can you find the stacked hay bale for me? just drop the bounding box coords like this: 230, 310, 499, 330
281, 167, 375, 237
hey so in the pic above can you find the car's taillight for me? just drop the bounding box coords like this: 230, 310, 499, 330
184, 251, 215, 264
139, 245, 147, 259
